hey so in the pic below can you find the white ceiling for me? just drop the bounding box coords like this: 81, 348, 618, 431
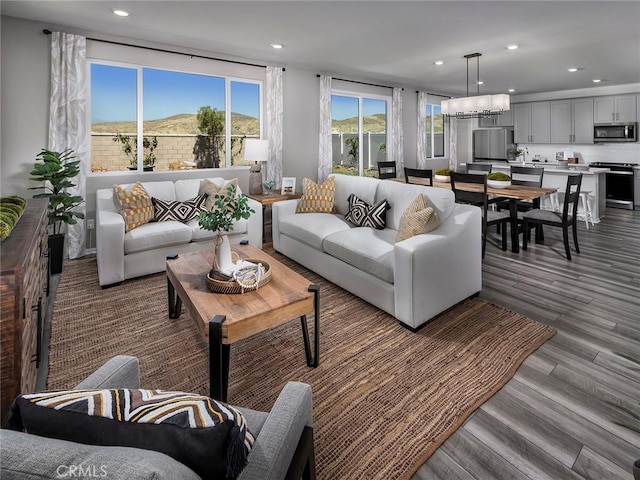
2, 1, 640, 96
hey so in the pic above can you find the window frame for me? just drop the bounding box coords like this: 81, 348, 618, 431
425, 102, 446, 159
331, 88, 391, 177
87, 58, 264, 174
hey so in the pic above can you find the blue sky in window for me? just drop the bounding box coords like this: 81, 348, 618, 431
91, 64, 260, 123
332, 95, 386, 120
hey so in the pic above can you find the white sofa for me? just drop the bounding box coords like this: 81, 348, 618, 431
96, 178, 262, 287
272, 174, 482, 330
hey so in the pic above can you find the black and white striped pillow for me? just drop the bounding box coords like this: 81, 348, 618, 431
345, 194, 390, 229
152, 193, 207, 223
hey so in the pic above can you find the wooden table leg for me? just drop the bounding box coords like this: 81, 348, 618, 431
209, 315, 230, 402
167, 277, 182, 319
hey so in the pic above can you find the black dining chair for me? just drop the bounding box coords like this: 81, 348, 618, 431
450, 172, 509, 258
522, 174, 582, 260
377, 161, 397, 179
464, 164, 492, 175
496, 165, 545, 240
404, 167, 433, 186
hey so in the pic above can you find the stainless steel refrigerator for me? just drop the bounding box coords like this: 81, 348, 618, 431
473, 128, 515, 162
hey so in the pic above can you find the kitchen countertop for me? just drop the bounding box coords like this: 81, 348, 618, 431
491, 163, 609, 175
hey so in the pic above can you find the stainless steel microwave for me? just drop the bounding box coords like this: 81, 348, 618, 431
593, 123, 637, 143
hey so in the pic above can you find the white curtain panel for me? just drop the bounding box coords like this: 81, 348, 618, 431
448, 117, 458, 172
318, 75, 332, 183
49, 31, 88, 259
388, 87, 404, 176
416, 91, 428, 168
266, 66, 284, 187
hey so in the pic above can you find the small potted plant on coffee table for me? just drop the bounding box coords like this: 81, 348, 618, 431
198, 184, 254, 273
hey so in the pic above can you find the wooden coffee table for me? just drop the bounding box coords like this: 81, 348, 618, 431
165, 244, 319, 402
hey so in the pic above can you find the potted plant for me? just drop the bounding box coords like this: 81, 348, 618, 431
508, 146, 528, 164
198, 184, 254, 273
435, 168, 451, 182
113, 133, 158, 171
487, 171, 512, 189
29, 149, 84, 274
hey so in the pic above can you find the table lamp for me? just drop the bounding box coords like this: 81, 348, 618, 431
245, 138, 269, 195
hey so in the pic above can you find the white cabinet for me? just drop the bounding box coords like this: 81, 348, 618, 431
514, 102, 550, 144
594, 94, 637, 123
479, 109, 514, 127
550, 98, 593, 144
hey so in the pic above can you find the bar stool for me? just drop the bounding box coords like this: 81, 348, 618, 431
550, 190, 594, 229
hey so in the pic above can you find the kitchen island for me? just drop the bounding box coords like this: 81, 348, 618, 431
490, 163, 608, 223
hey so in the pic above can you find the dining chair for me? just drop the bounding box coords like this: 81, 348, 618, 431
404, 167, 433, 186
522, 174, 582, 261
464, 163, 492, 175
450, 172, 509, 258
377, 161, 397, 179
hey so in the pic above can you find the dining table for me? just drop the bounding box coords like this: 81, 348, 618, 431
391, 177, 557, 253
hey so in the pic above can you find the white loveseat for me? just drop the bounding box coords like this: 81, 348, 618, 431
272, 174, 482, 330
96, 178, 262, 287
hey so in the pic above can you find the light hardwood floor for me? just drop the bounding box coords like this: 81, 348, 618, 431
413, 207, 640, 480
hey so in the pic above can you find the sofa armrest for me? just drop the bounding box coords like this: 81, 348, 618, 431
74, 356, 141, 390
245, 196, 264, 249
238, 381, 313, 480
96, 208, 126, 286
271, 200, 300, 251
393, 204, 483, 329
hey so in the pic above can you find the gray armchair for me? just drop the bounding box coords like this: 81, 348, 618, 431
1, 356, 316, 480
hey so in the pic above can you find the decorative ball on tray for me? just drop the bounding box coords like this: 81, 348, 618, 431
487, 172, 511, 188
434, 168, 451, 183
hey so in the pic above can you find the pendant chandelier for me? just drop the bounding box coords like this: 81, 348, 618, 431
441, 53, 510, 119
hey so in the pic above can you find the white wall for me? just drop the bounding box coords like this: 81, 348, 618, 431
1, 16, 51, 197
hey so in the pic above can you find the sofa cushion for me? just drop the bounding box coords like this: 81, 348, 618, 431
396, 195, 436, 242
296, 177, 336, 213
345, 194, 390, 230
331, 174, 379, 215
199, 178, 240, 211
152, 194, 207, 223
124, 221, 192, 254
323, 227, 396, 283
0, 429, 202, 480
6, 389, 255, 480
279, 213, 351, 250
188, 218, 248, 241
113, 182, 155, 232
375, 181, 454, 230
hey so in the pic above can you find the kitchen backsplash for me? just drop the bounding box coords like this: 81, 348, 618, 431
519, 143, 640, 165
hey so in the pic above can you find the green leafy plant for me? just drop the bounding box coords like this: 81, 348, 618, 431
509, 146, 529, 159
487, 172, 511, 181
113, 133, 158, 168
436, 168, 451, 176
345, 137, 359, 166
198, 185, 254, 234
29, 149, 84, 235
196, 106, 225, 168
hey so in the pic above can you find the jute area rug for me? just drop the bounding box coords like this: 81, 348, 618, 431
48, 254, 555, 480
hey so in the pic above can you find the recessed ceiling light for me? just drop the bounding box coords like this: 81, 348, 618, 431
506, 44, 519, 50
477, 81, 484, 85
592, 79, 602, 83
567, 67, 579, 72
434, 60, 444, 66
111, 8, 130, 17
508, 89, 515, 93
270, 43, 284, 49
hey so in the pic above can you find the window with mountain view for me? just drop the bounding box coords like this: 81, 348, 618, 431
90, 62, 262, 173
331, 93, 388, 177
426, 103, 445, 158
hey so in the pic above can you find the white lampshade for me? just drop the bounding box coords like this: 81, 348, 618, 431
442, 94, 510, 117
244, 138, 269, 163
